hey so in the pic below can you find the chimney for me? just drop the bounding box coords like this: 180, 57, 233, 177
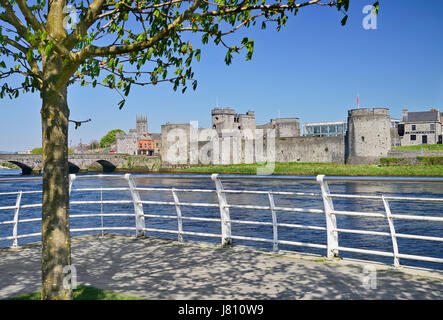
401, 109, 408, 122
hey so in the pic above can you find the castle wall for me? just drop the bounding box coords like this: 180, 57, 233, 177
116, 132, 137, 155
274, 119, 300, 138
257, 118, 300, 138
275, 136, 345, 163
161, 123, 191, 167
160, 107, 392, 167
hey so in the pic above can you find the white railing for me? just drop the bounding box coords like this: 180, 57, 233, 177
0, 173, 442, 270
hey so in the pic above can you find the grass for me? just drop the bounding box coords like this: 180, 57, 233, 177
175, 161, 443, 177
393, 144, 443, 152
11, 285, 144, 300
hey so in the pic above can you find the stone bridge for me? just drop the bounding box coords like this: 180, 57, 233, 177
0, 154, 161, 175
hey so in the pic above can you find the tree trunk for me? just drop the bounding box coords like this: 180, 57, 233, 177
40, 69, 72, 299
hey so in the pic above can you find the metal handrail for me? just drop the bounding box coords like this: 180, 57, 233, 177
0, 173, 442, 269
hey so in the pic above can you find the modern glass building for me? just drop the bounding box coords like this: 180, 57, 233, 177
303, 121, 347, 137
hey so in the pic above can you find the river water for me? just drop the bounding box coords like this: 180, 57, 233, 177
0, 168, 442, 270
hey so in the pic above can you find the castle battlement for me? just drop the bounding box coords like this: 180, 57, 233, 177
348, 108, 390, 117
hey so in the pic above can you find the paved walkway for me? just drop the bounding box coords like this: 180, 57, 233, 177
0, 234, 442, 300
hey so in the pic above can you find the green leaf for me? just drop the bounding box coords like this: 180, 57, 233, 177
373, 1, 379, 15
225, 50, 232, 66
341, 15, 348, 26
118, 99, 126, 110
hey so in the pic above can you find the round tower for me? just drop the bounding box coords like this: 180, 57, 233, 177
211, 108, 235, 132
345, 108, 391, 164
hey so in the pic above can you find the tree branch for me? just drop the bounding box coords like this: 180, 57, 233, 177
16, 0, 45, 33
78, 0, 203, 59
63, 0, 107, 50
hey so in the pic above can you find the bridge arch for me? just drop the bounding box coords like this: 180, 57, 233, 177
6, 161, 34, 175
96, 160, 117, 173
68, 162, 80, 174
86, 160, 117, 173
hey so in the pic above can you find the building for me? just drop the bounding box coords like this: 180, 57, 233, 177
304, 118, 400, 148
398, 109, 442, 145
138, 139, 154, 155
116, 115, 162, 155
303, 121, 347, 137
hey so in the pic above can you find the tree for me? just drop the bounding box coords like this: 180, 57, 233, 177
0, 0, 370, 300
100, 128, 125, 148
88, 139, 100, 150
31, 147, 43, 154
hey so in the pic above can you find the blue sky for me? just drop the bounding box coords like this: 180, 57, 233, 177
1, 0, 443, 151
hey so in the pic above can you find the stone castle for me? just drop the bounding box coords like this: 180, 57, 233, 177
160, 107, 393, 167
117, 106, 441, 167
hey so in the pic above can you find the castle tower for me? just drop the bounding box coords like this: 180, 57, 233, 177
211, 108, 256, 134
211, 108, 236, 132
345, 108, 391, 164
136, 115, 148, 136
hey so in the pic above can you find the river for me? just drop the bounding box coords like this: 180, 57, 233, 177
0, 168, 442, 270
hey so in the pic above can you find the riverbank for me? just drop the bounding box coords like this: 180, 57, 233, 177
0, 163, 19, 170
172, 162, 443, 177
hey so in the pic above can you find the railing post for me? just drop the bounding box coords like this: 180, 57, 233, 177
125, 174, 145, 238
316, 175, 339, 259
69, 174, 76, 196
268, 192, 278, 253
172, 188, 184, 243
211, 174, 232, 246
11, 191, 23, 248
382, 195, 400, 268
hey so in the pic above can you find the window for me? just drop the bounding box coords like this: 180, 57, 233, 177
430, 124, 435, 131
412, 125, 416, 131
410, 135, 416, 141
305, 126, 313, 135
